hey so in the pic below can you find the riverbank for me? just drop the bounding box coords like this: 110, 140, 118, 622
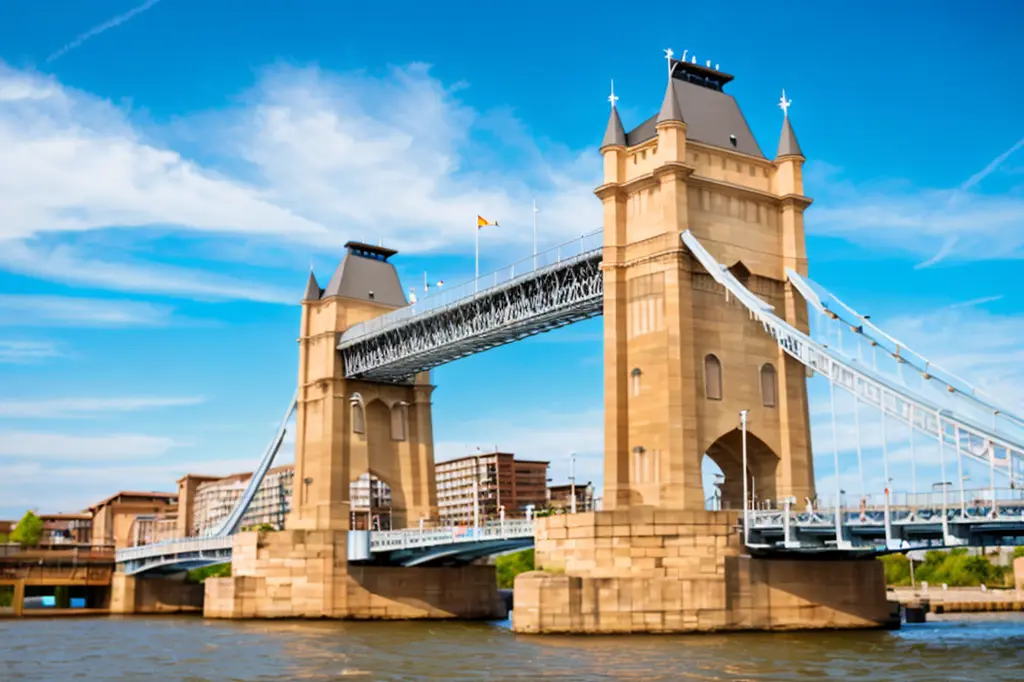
890, 586, 1024, 614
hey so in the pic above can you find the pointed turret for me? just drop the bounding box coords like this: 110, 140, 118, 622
776, 115, 803, 159
303, 271, 322, 302
656, 80, 683, 125
602, 106, 626, 148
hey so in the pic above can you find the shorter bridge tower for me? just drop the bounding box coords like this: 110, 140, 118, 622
204, 243, 503, 620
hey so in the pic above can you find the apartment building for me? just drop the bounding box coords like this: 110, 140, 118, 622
190, 465, 294, 536
547, 482, 596, 513
435, 452, 549, 525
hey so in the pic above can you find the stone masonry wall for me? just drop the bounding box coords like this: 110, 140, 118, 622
204, 530, 504, 620
514, 509, 896, 634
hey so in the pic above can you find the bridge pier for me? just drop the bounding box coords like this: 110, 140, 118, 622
512, 510, 897, 634
204, 530, 504, 620
110, 573, 204, 615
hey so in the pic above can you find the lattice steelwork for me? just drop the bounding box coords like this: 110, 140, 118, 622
339, 231, 603, 382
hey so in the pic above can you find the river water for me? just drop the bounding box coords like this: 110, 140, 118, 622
2, 614, 1022, 681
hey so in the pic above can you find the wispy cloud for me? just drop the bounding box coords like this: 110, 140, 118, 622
0, 396, 204, 419
0, 295, 175, 327
46, 0, 166, 63
947, 295, 1004, 309
0, 431, 186, 459
0, 340, 63, 364
0, 240, 296, 305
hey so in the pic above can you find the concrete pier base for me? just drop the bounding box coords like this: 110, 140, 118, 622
110, 573, 204, 614
204, 529, 505, 620
512, 509, 898, 634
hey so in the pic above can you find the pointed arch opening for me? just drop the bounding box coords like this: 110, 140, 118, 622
349, 472, 393, 531
760, 363, 777, 408
703, 428, 779, 510
704, 354, 723, 401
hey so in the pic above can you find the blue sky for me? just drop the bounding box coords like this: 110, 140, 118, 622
1, 0, 1022, 518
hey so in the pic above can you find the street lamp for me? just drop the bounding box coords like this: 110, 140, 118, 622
740, 410, 749, 544
569, 452, 577, 514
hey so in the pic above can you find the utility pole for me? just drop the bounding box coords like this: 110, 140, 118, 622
740, 410, 749, 545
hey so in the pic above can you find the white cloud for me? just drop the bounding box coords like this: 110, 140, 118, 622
806, 132, 1024, 264
0, 294, 175, 327
0, 340, 63, 363
0, 395, 204, 419
0, 61, 601, 305
0, 240, 296, 304
0, 431, 185, 459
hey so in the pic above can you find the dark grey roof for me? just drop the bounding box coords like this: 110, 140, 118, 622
776, 116, 803, 158
625, 78, 765, 158
656, 79, 683, 124
302, 271, 322, 301
601, 106, 626, 148
322, 242, 407, 307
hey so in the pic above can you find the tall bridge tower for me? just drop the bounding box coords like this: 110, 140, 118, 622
598, 61, 813, 510
514, 60, 892, 634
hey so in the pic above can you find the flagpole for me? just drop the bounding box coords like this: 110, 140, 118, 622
474, 222, 479, 293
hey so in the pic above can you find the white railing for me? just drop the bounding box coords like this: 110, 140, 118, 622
338, 230, 603, 346
116, 535, 233, 563
369, 519, 534, 552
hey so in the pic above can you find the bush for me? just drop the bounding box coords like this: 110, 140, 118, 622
11, 511, 44, 547
495, 549, 534, 588
882, 549, 1014, 588
186, 563, 232, 583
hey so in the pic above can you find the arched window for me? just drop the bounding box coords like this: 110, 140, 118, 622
390, 401, 408, 441
350, 394, 365, 434
760, 363, 777, 408
632, 446, 646, 483
704, 354, 722, 401
630, 367, 642, 397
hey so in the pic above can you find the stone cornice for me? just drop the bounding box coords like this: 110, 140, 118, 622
651, 161, 696, 182
779, 194, 814, 210
688, 140, 772, 167
594, 183, 626, 201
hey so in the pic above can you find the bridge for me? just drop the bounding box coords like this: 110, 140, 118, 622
115, 229, 1024, 572
109, 55, 1024, 633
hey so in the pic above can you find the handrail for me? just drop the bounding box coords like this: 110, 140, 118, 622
207, 391, 298, 537
786, 268, 1024, 429
681, 230, 1024, 478
338, 230, 603, 346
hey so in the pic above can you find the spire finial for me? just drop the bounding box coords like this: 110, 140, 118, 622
608, 79, 619, 109
663, 48, 674, 78
778, 89, 792, 118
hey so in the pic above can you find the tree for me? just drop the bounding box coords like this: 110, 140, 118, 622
495, 549, 534, 588
11, 511, 44, 547
186, 563, 232, 583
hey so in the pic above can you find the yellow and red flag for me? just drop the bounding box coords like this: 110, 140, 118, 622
477, 215, 498, 229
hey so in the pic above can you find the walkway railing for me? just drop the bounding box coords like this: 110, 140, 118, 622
338, 230, 603, 346
369, 519, 534, 552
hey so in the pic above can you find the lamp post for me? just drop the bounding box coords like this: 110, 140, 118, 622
570, 452, 577, 514
740, 410, 749, 544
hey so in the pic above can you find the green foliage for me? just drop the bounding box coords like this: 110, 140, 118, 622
0, 587, 12, 608
186, 563, 232, 583
11, 510, 44, 547
0, 532, 9, 543
880, 554, 912, 586
1014, 546, 1024, 559
881, 549, 1014, 588
495, 549, 534, 588
242, 523, 277, 532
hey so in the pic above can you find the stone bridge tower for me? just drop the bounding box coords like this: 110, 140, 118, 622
291, 241, 437, 532
204, 243, 503, 621
598, 61, 814, 511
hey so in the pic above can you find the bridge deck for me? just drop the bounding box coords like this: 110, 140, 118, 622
338, 232, 602, 382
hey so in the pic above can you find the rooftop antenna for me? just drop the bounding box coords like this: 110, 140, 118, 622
715, 63, 720, 71
681, 49, 688, 62
778, 89, 792, 118
608, 79, 618, 108
691, 55, 696, 64
705, 59, 712, 68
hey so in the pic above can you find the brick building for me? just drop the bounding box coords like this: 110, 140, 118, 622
435, 452, 548, 524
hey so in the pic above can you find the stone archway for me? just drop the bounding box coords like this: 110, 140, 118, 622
364, 399, 406, 528
348, 472, 396, 531
703, 428, 780, 510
